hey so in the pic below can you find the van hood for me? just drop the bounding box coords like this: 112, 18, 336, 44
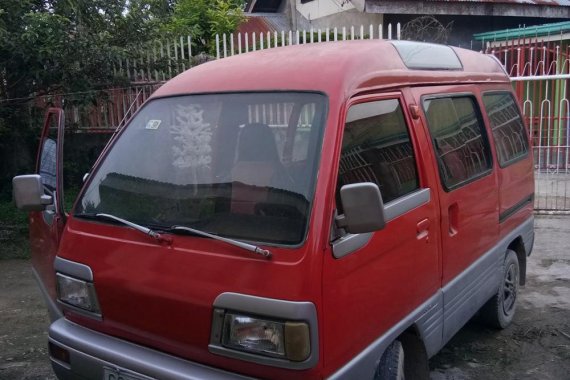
57, 217, 323, 379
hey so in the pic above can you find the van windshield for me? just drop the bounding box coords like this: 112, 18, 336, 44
75, 92, 327, 245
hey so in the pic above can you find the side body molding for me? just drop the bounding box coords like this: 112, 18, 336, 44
332, 188, 431, 258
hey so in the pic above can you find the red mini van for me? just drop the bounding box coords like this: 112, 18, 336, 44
13, 40, 535, 380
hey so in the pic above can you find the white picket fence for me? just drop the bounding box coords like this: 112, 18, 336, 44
114, 37, 196, 83
215, 22, 402, 59
114, 23, 402, 82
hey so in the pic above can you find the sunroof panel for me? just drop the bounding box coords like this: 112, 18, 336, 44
391, 41, 463, 70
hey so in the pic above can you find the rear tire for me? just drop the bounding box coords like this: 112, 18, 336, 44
480, 249, 520, 329
376, 340, 405, 380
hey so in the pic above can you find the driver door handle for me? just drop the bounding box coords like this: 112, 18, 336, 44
417, 218, 430, 241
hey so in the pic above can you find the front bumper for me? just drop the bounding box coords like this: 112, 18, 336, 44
48, 318, 253, 380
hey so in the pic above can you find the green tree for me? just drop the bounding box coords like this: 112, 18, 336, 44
0, 0, 167, 193
0, 0, 246, 193
164, 0, 245, 53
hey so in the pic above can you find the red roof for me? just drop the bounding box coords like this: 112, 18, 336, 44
153, 40, 508, 100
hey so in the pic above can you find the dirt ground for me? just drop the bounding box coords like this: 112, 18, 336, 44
0, 216, 569, 380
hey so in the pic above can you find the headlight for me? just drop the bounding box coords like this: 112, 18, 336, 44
222, 313, 310, 362
56, 273, 100, 315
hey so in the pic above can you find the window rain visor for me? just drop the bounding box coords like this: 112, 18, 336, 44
75, 93, 327, 245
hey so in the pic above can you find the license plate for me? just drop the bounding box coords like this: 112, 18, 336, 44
103, 366, 154, 380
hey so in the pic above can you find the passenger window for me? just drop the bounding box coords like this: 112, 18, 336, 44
38, 116, 59, 193
423, 96, 492, 189
482, 92, 529, 167
39, 138, 57, 192
337, 99, 419, 209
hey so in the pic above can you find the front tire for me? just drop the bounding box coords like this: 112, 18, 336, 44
376, 340, 405, 380
481, 249, 520, 329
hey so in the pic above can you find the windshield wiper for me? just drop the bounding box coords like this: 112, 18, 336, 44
169, 225, 272, 259
74, 213, 270, 258
75, 213, 172, 245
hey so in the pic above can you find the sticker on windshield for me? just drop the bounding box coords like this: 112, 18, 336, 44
146, 120, 162, 130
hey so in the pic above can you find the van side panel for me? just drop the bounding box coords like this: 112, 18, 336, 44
478, 89, 535, 240
497, 157, 534, 236
322, 92, 441, 377
327, 216, 534, 380
412, 85, 500, 287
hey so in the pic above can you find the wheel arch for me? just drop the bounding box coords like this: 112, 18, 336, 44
507, 236, 527, 285
395, 325, 430, 380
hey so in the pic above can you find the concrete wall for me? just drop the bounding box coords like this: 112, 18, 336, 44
297, 0, 356, 20
296, 9, 383, 30
290, 0, 383, 30
366, 0, 570, 19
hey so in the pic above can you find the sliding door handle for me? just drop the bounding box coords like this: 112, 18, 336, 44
449, 202, 459, 236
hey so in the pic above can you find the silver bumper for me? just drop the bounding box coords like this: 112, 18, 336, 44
49, 318, 253, 380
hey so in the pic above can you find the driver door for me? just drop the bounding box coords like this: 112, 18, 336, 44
29, 108, 66, 321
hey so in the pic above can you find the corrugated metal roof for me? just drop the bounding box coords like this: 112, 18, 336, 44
473, 20, 570, 40
426, 0, 570, 4
237, 16, 275, 35
237, 13, 291, 35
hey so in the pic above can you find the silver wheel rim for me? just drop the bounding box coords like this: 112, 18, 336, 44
502, 262, 518, 315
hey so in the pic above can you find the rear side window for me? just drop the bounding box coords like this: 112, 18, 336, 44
337, 99, 419, 206
423, 96, 492, 190
482, 92, 529, 167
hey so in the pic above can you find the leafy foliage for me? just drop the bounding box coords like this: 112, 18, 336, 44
0, 0, 244, 194
163, 0, 245, 53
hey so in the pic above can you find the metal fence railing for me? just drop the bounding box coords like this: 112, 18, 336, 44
489, 39, 570, 212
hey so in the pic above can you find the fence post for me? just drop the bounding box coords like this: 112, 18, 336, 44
216, 34, 220, 59
173, 38, 179, 76
223, 33, 228, 58
167, 40, 172, 78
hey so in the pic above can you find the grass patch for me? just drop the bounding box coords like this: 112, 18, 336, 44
0, 187, 81, 260
0, 195, 30, 259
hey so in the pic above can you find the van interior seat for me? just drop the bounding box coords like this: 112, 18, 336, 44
231, 122, 283, 214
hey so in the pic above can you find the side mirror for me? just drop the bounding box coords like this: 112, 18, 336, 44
336, 182, 386, 234
12, 175, 53, 211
